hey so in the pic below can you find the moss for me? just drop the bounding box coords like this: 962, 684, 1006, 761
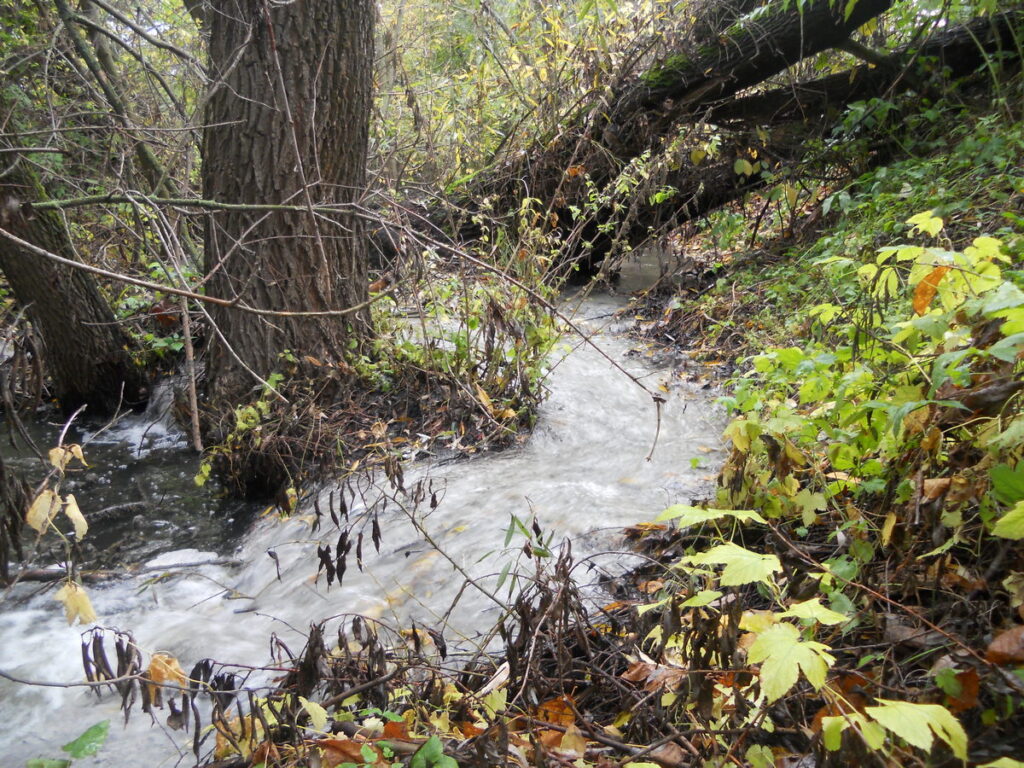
640, 53, 692, 88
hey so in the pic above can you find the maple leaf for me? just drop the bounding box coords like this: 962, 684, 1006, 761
747, 623, 834, 702
681, 542, 782, 586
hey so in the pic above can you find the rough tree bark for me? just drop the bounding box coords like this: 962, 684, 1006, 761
0, 102, 144, 413
202, 0, 373, 413
0, 175, 144, 413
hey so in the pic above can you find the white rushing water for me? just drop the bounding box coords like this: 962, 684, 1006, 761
0, 283, 725, 766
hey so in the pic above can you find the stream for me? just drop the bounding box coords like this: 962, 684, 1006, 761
0, 268, 726, 766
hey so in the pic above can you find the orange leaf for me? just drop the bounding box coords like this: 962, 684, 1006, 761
986, 625, 1024, 665
565, 165, 585, 178
536, 695, 575, 727
945, 668, 980, 713
319, 738, 388, 768
913, 265, 950, 316
383, 720, 409, 739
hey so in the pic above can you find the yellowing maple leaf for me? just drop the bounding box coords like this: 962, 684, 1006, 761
747, 623, 834, 702
26, 490, 61, 533
680, 542, 782, 586
865, 699, 967, 760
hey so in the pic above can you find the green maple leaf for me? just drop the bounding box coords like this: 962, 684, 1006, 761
747, 623, 834, 702
681, 542, 782, 586
865, 699, 967, 760
656, 505, 766, 526
993, 500, 1024, 539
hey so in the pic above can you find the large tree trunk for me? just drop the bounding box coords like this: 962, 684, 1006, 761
202, 0, 373, 412
0, 133, 144, 414
486, 0, 893, 211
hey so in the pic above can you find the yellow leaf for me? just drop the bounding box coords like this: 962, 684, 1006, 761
881, 512, 897, 547
48, 444, 88, 471
475, 384, 495, 416
148, 652, 186, 686
54, 582, 97, 625
558, 724, 587, 756
785, 184, 799, 209
63, 494, 88, 539
690, 149, 706, 166
26, 489, 60, 533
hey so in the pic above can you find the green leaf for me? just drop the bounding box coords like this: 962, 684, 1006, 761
61, 720, 109, 759
992, 501, 1024, 540
990, 464, 1024, 505
865, 699, 967, 759
907, 211, 944, 237
988, 332, 1024, 362
779, 598, 849, 625
410, 735, 447, 768
299, 696, 328, 731
680, 590, 723, 608
979, 760, 1024, 768
680, 542, 782, 586
656, 505, 766, 526
26, 760, 72, 768
745, 744, 774, 768
747, 623, 835, 702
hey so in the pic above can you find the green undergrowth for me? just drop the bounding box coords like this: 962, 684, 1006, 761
631, 105, 1024, 763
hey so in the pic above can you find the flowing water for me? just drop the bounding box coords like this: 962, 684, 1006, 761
0, 269, 726, 766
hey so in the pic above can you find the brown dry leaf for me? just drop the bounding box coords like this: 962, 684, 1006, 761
922, 477, 951, 501
903, 404, 933, 435
621, 661, 655, 683
913, 265, 951, 315
945, 473, 977, 507
382, 720, 409, 739
536, 695, 575, 727
986, 625, 1024, 665
921, 425, 943, 452
565, 165, 585, 178
939, 566, 985, 593
319, 738, 387, 768
945, 668, 980, 713
538, 729, 564, 749
649, 742, 687, 765
251, 740, 280, 765
639, 579, 665, 594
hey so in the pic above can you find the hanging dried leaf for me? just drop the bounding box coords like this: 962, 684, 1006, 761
147, 652, 186, 707
48, 444, 88, 471
55, 582, 97, 625
64, 494, 88, 539
26, 489, 61, 533
913, 266, 950, 315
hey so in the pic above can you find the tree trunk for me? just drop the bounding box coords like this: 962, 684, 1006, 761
484, 0, 893, 210
202, 0, 373, 411
0, 145, 144, 414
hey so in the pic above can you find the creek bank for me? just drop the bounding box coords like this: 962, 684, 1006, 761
0, 280, 727, 766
